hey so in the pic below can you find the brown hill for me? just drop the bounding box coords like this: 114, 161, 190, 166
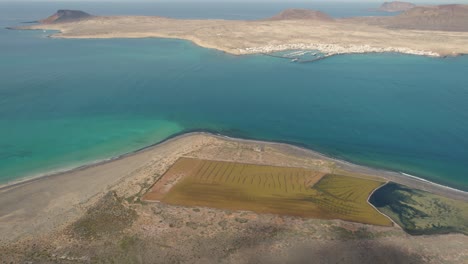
40, 10, 92, 24
269, 9, 334, 22
378, 1, 416, 12
388, 4, 468, 31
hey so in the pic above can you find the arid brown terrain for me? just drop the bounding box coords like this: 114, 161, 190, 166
2, 5, 468, 262
268, 9, 334, 21
1, 133, 467, 263
13, 5, 468, 57
359, 4, 468, 32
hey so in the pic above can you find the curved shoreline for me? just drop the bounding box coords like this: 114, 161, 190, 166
1, 131, 467, 202
215, 133, 468, 199
366, 181, 401, 228
10, 11, 468, 59
0, 129, 196, 191
43, 30, 456, 59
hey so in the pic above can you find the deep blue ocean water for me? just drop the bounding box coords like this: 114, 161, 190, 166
1, 2, 467, 191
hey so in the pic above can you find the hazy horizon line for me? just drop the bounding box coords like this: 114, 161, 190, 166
1, 0, 467, 3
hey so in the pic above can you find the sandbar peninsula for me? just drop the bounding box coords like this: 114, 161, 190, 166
1, 133, 467, 263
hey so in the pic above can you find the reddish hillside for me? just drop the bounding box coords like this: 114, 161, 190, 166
40, 10, 91, 24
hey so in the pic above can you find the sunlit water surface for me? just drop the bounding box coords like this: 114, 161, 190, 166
0, 2, 467, 191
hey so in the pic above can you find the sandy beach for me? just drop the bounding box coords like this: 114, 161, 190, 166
1, 132, 467, 243
1, 132, 467, 263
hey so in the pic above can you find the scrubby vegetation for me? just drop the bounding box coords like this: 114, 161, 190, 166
72, 192, 137, 239
369, 183, 468, 235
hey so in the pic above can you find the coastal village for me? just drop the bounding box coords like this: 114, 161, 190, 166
239, 43, 440, 58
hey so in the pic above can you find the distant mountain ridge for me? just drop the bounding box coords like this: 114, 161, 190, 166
386, 4, 468, 31
40, 10, 92, 24
33, 5, 468, 33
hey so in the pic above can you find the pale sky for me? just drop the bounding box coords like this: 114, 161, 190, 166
1, 0, 467, 4
1, 0, 467, 2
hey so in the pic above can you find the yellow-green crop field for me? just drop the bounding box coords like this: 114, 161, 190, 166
146, 158, 392, 226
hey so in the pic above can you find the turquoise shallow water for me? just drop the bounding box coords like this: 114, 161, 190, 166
1, 3, 468, 191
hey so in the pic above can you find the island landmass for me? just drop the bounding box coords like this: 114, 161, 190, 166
10, 4, 468, 58
360, 4, 468, 32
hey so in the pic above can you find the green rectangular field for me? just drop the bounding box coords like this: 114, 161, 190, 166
144, 158, 392, 226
